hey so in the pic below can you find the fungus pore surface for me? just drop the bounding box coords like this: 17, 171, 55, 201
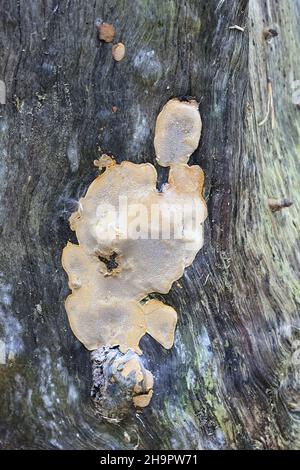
62, 98, 207, 410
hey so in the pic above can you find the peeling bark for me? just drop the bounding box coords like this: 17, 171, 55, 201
0, 0, 300, 450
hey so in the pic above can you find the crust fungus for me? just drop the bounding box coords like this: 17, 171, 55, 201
154, 98, 202, 167
62, 97, 206, 417
98, 23, 116, 43
112, 42, 126, 61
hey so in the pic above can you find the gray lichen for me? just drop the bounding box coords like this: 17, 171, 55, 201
91, 347, 153, 421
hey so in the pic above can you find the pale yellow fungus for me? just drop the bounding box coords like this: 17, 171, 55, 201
133, 390, 153, 408
154, 98, 202, 167
142, 300, 177, 350
62, 97, 206, 409
112, 42, 126, 61
93, 154, 115, 169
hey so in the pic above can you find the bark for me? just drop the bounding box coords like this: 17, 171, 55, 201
0, 0, 300, 450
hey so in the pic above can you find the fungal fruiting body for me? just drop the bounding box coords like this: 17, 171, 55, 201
62, 98, 207, 414
112, 42, 126, 61
154, 98, 202, 166
98, 22, 116, 43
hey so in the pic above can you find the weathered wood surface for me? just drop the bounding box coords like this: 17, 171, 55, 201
0, 0, 300, 449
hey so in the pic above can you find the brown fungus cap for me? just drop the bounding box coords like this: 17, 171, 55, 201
98, 22, 116, 43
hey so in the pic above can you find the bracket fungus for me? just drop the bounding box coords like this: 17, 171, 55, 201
62, 98, 207, 418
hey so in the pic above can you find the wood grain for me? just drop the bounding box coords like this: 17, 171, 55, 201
0, 0, 300, 449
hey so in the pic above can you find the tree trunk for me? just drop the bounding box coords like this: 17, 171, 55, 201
0, 0, 300, 450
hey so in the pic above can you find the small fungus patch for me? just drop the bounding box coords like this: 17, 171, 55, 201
154, 98, 202, 166
98, 23, 116, 43
263, 27, 279, 41
112, 42, 126, 61
268, 198, 293, 212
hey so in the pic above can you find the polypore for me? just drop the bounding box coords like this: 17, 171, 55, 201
62, 98, 207, 417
